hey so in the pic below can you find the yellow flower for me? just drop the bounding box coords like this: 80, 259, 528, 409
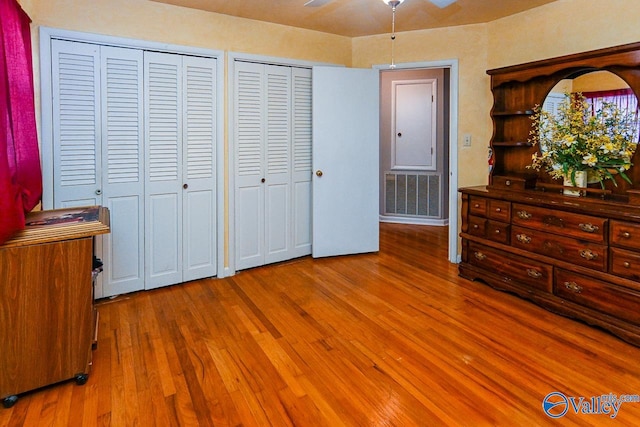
600, 141, 616, 153
582, 154, 597, 167
563, 135, 576, 146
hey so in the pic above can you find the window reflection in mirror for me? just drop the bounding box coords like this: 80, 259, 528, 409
543, 71, 638, 121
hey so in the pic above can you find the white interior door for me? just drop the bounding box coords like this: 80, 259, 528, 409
393, 79, 437, 170
312, 66, 380, 258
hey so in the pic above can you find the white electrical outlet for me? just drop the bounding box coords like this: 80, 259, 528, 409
463, 134, 472, 147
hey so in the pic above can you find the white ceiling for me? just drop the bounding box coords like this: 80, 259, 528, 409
150, 0, 559, 37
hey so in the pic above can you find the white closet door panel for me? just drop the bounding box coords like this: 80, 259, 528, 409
101, 46, 145, 296
104, 195, 143, 295
235, 61, 266, 269
146, 193, 181, 289
236, 186, 263, 270
264, 65, 291, 263
51, 40, 101, 208
182, 56, 217, 281
291, 68, 312, 257
145, 52, 183, 289
183, 189, 215, 280
265, 183, 289, 263
293, 180, 312, 256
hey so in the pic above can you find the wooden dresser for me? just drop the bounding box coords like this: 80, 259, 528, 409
0, 207, 109, 408
460, 42, 640, 347
459, 187, 640, 346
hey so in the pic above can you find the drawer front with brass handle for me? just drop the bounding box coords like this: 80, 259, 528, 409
555, 269, 640, 325
468, 242, 552, 292
511, 226, 607, 271
610, 220, 640, 251
511, 204, 606, 243
610, 247, 640, 280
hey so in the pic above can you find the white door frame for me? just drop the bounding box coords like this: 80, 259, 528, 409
375, 60, 460, 264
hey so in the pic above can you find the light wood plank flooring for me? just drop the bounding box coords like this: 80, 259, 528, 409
3, 223, 640, 426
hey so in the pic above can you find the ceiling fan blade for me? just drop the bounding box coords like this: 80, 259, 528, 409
304, 0, 333, 7
429, 0, 456, 8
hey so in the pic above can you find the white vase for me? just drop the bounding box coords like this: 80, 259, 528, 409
563, 170, 587, 196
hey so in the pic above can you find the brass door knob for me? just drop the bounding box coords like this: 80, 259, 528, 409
316, 170, 323, 177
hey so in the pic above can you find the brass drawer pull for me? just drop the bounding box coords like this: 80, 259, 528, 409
578, 223, 599, 233
564, 281, 583, 293
579, 249, 598, 260
494, 229, 501, 234
495, 207, 502, 213
624, 261, 631, 268
472, 224, 479, 229
516, 233, 531, 244
473, 203, 481, 208
621, 231, 632, 239
474, 251, 486, 261
526, 268, 542, 279
517, 210, 532, 220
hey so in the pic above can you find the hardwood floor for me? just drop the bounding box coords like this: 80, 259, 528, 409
3, 223, 640, 426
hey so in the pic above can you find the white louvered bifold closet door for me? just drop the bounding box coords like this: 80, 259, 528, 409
234, 61, 311, 271
145, 52, 217, 289
264, 65, 292, 265
145, 52, 183, 289
51, 40, 145, 298
235, 61, 266, 270
291, 68, 312, 258
182, 56, 217, 282
100, 46, 145, 296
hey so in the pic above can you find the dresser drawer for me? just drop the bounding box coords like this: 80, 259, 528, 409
468, 215, 486, 237
469, 197, 487, 217
468, 242, 552, 292
487, 199, 510, 222
555, 269, 640, 326
610, 220, 640, 251
512, 204, 606, 243
511, 225, 607, 272
610, 247, 640, 280
486, 220, 510, 244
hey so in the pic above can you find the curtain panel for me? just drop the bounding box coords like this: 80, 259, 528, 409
0, 0, 42, 244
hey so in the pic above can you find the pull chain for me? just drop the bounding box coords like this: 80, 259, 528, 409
390, 6, 397, 68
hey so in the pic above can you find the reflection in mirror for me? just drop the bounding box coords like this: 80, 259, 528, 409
533, 70, 640, 188
543, 71, 638, 119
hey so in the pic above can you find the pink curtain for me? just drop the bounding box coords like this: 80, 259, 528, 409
0, 0, 42, 244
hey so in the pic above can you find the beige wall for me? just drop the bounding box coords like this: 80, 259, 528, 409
20, 0, 351, 65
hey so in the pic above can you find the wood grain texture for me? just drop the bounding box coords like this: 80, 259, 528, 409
3, 223, 640, 426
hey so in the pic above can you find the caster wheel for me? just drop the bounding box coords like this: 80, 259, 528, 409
75, 374, 89, 385
3, 395, 18, 408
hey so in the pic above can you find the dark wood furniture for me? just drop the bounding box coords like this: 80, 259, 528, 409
460, 42, 640, 346
0, 207, 110, 408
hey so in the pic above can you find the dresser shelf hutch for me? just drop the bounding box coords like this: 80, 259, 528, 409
459, 42, 640, 346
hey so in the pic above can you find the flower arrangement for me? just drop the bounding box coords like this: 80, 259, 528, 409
528, 92, 639, 188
